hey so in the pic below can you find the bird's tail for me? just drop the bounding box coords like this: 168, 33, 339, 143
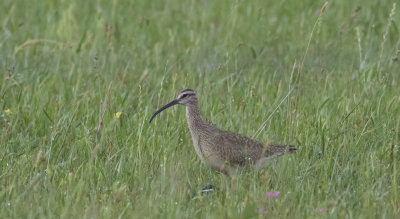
268, 144, 297, 156
287, 145, 297, 153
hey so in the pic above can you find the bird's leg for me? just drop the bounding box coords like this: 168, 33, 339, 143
201, 184, 217, 194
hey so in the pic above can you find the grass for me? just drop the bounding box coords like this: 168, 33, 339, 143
0, 0, 399, 218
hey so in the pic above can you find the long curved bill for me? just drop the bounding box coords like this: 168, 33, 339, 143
149, 99, 179, 123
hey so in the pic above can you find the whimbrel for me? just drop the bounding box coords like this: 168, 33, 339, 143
149, 89, 296, 175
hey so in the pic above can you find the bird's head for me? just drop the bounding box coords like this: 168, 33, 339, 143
149, 89, 197, 123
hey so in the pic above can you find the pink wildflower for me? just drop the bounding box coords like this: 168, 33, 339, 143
267, 191, 280, 198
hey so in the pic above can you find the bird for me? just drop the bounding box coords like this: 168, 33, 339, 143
149, 89, 296, 176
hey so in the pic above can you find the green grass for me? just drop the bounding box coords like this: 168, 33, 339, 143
1, 0, 399, 218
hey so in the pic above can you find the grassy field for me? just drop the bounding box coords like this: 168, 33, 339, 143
1, 0, 399, 218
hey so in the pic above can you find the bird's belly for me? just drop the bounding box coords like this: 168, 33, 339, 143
191, 135, 226, 171
203, 153, 243, 175
203, 153, 225, 170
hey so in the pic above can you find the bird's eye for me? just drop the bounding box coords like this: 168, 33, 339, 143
181, 94, 188, 98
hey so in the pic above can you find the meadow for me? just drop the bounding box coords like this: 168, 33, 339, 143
1, 0, 399, 218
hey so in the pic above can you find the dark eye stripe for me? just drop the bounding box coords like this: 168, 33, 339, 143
180, 93, 194, 99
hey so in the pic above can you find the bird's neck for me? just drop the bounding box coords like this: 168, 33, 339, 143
186, 103, 206, 131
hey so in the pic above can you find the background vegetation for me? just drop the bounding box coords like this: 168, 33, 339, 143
1, 0, 399, 218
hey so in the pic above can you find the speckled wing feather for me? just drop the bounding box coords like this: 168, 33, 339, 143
211, 130, 265, 166
212, 130, 295, 166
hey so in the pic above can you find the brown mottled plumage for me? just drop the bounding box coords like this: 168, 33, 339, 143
149, 89, 296, 175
